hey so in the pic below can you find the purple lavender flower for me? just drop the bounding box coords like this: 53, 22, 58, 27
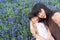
17, 24, 21, 30
35, 0, 41, 3
0, 9, 2, 14
0, 19, 2, 23
49, 5, 57, 10
5, 21, 8, 25
17, 35, 21, 40
0, 0, 4, 3
12, 0, 17, 3
8, 17, 16, 22
7, 28, 12, 35
12, 25, 16, 37
21, 19, 24, 27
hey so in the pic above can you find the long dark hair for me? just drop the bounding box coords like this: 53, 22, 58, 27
28, 3, 57, 39
29, 3, 56, 25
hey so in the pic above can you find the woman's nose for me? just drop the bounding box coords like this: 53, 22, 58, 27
39, 14, 43, 17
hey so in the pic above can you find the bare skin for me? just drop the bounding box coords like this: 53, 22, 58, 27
30, 16, 53, 40
30, 7, 60, 40
52, 12, 60, 27
38, 9, 46, 19
38, 9, 60, 27
30, 21, 46, 40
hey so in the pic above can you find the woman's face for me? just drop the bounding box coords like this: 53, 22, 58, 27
38, 9, 46, 18
31, 16, 39, 23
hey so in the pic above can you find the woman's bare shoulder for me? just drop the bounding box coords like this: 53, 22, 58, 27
51, 12, 60, 27
52, 12, 60, 19
55, 12, 60, 15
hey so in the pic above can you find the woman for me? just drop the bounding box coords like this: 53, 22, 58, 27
28, 3, 55, 40
29, 3, 60, 40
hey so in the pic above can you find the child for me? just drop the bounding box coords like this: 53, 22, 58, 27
29, 16, 54, 40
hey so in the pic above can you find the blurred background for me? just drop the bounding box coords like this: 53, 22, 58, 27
0, 0, 60, 40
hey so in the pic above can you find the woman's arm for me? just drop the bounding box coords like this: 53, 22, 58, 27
52, 12, 60, 27
47, 27, 54, 40
30, 21, 46, 40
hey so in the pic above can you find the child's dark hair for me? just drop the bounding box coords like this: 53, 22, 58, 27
28, 11, 38, 20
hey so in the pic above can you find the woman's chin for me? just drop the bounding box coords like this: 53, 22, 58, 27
44, 17, 46, 18
42, 17, 46, 19
43, 16, 46, 18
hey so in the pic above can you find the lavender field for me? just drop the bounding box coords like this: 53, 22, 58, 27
0, 0, 60, 40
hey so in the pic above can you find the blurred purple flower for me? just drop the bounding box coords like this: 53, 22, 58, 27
8, 17, 16, 22
12, 6, 20, 15
35, 0, 41, 3
11, 22, 14, 27
23, 15, 27, 21
7, 28, 12, 35
22, 2, 25, 9
0, 30, 3, 35
17, 30, 21, 40
17, 35, 21, 40
0, 0, 4, 3
15, 9, 20, 15
12, 25, 16, 31
26, 21, 29, 28
5, 21, 8, 25
12, 0, 17, 3
12, 25, 16, 37
0, 19, 2, 23
0, 30, 5, 39
22, 13, 24, 17
15, 19, 18, 23
21, 14, 25, 26
21, 36, 24, 40
17, 24, 21, 30
0, 9, 2, 14
12, 6, 16, 11
2, 25, 4, 30
21, 19, 24, 27
50, 5, 57, 10
3, 8, 7, 13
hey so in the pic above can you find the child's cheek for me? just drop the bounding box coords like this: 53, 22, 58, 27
31, 20, 36, 24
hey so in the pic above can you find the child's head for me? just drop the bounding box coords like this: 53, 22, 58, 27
28, 12, 39, 23
31, 16, 39, 23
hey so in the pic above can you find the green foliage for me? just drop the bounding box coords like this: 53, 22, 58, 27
0, 0, 60, 40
